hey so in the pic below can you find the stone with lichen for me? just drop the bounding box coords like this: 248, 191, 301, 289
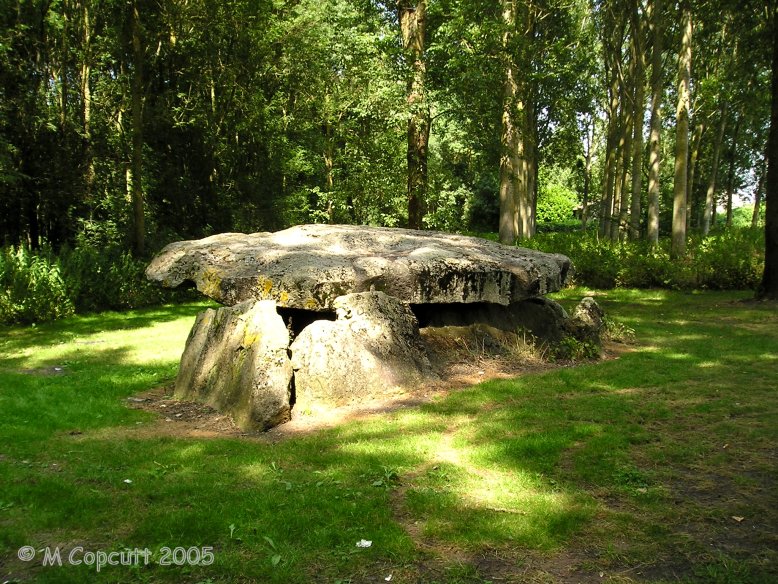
146, 224, 573, 310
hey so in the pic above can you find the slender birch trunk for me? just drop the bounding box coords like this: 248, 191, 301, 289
671, 1, 692, 258
646, 0, 663, 244
703, 104, 728, 235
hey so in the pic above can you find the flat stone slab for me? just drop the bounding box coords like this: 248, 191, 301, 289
146, 224, 572, 310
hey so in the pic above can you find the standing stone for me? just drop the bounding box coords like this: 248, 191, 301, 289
290, 291, 437, 412
565, 297, 605, 344
175, 300, 293, 431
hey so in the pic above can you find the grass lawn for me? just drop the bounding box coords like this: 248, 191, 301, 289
1, 290, 776, 583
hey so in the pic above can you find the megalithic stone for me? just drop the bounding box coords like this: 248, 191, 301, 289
146, 224, 573, 310
174, 299, 293, 431
289, 291, 438, 413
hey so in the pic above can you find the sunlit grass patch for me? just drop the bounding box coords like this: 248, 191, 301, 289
1, 290, 777, 582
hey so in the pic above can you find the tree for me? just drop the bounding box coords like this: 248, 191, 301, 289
646, 0, 663, 244
671, 0, 692, 258
757, 2, 778, 299
498, 0, 519, 244
130, 0, 145, 255
398, 0, 430, 230
702, 105, 727, 235
628, 0, 647, 240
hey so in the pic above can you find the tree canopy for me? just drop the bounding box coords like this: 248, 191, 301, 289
0, 0, 774, 263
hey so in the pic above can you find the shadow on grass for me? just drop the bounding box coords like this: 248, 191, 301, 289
1, 291, 777, 583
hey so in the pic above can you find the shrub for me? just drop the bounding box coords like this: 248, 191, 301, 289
537, 166, 579, 224
523, 227, 764, 291
58, 244, 169, 312
0, 246, 75, 324
1, 242, 192, 325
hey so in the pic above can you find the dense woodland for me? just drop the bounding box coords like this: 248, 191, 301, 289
1, 0, 777, 320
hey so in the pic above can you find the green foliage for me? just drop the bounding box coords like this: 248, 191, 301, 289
601, 316, 636, 344
0, 243, 187, 324
554, 335, 601, 361
523, 228, 765, 290
716, 205, 764, 228
536, 165, 579, 224
58, 245, 169, 313
0, 246, 74, 324
423, 185, 473, 231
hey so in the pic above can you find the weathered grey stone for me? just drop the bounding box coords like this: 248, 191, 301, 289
174, 300, 293, 431
146, 224, 573, 310
412, 297, 570, 342
289, 291, 437, 412
564, 296, 605, 344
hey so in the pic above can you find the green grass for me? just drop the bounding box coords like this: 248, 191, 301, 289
1, 292, 777, 583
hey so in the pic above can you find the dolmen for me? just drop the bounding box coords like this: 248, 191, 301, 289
146, 224, 602, 431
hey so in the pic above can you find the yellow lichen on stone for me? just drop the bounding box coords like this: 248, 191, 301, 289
199, 268, 222, 299
243, 329, 259, 348
304, 298, 319, 310
256, 276, 274, 298
279, 290, 289, 304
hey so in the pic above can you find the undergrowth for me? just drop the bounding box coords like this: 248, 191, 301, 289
523, 227, 764, 291
0, 244, 190, 324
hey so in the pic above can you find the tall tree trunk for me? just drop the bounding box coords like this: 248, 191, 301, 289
703, 104, 728, 235
601, 57, 619, 238
516, 83, 536, 240
511, 3, 535, 241
671, 1, 692, 258
582, 112, 594, 229
629, 19, 646, 240
59, 0, 70, 132
80, 0, 95, 205
687, 122, 705, 230
725, 111, 742, 228
398, 0, 429, 231
614, 141, 630, 240
514, 115, 531, 239
323, 117, 335, 224
498, 0, 519, 244
130, 0, 145, 255
757, 4, 778, 299
646, 0, 663, 244
752, 154, 767, 227
617, 73, 633, 241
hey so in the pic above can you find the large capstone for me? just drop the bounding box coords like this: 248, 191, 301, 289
289, 291, 437, 413
146, 224, 573, 310
174, 299, 293, 431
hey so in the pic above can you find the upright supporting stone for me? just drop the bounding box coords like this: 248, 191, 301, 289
290, 291, 437, 413
175, 300, 293, 431
564, 297, 605, 344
